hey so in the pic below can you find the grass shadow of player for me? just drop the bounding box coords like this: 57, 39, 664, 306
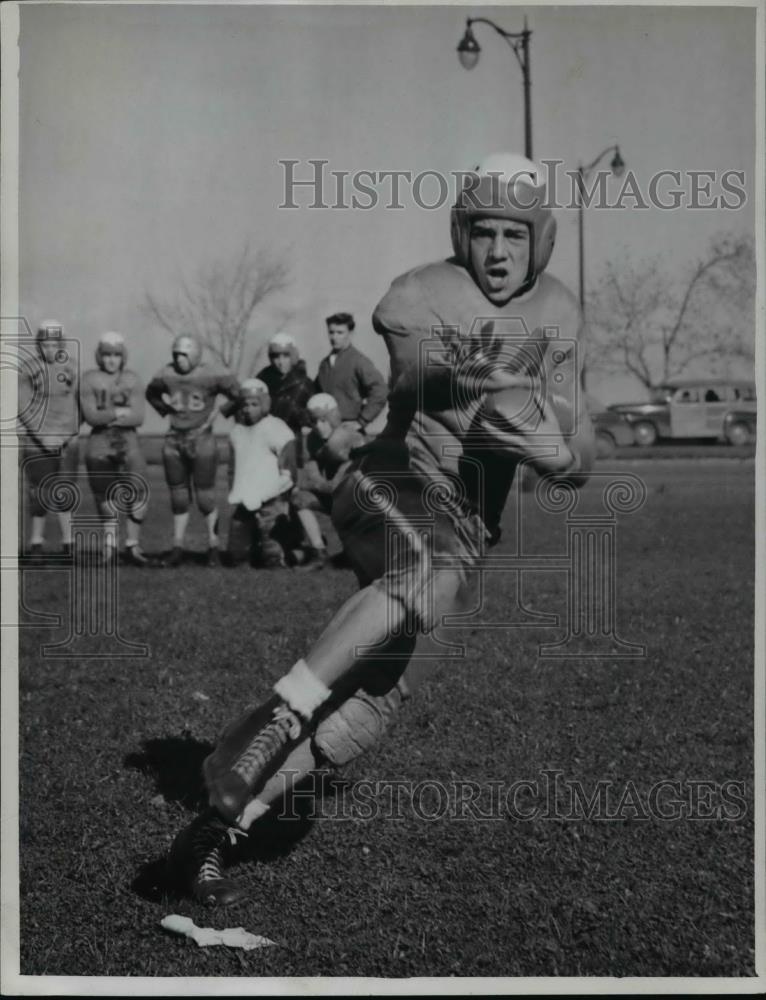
124, 732, 213, 811
127, 734, 324, 902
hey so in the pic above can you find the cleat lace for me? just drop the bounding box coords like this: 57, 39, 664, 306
232, 703, 303, 785
187, 815, 243, 888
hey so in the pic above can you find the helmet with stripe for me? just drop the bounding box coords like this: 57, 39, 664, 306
451, 153, 556, 293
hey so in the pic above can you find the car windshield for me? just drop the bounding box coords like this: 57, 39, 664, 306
650, 386, 675, 404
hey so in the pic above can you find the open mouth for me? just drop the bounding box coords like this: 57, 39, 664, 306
486, 266, 508, 281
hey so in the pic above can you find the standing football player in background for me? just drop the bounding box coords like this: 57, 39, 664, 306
18, 320, 81, 558
79, 332, 151, 566
146, 334, 239, 566
168, 154, 595, 906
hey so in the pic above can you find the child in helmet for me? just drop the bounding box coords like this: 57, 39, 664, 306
80, 331, 151, 565
18, 320, 81, 557
225, 379, 302, 568
290, 393, 365, 570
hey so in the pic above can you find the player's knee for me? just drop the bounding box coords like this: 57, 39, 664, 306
313, 682, 408, 767
170, 485, 191, 514
196, 487, 216, 515
290, 489, 315, 512
412, 567, 466, 632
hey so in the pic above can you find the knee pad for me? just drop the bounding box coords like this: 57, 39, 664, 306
313, 679, 408, 767
196, 487, 216, 515
170, 484, 191, 514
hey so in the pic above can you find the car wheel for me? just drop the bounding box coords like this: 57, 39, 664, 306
726, 421, 751, 446
633, 420, 658, 447
595, 430, 616, 459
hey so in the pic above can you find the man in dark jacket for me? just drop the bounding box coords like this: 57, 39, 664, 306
315, 313, 387, 432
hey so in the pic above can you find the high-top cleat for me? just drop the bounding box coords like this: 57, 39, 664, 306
166, 810, 249, 907
165, 545, 184, 568
296, 546, 328, 573
206, 546, 221, 568
123, 545, 151, 567
204, 696, 306, 823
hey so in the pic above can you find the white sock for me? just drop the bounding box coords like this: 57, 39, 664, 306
126, 518, 141, 549
237, 798, 269, 831
206, 510, 219, 546
173, 512, 189, 547
30, 516, 46, 546
57, 510, 72, 545
273, 659, 331, 720
104, 519, 118, 552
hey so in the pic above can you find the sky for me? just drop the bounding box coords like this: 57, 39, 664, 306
16, 2, 757, 431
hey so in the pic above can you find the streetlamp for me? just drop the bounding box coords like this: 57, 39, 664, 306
577, 145, 625, 322
576, 145, 624, 391
457, 17, 533, 160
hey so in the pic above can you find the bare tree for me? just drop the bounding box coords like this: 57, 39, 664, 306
586, 233, 755, 389
145, 242, 290, 377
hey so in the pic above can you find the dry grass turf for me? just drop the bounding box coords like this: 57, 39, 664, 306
16, 457, 755, 977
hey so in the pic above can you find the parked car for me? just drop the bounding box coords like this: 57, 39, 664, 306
609, 379, 757, 446
588, 398, 635, 458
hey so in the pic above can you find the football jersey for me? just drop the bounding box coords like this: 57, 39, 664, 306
228, 415, 295, 511
18, 355, 80, 440
80, 368, 145, 429
371, 258, 585, 529
146, 363, 239, 431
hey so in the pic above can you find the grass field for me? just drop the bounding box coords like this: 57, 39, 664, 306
16, 457, 755, 978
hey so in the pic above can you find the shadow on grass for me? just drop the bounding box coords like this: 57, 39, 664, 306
127, 733, 322, 903
125, 732, 213, 810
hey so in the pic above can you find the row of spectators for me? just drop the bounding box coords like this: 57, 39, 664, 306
18, 314, 388, 570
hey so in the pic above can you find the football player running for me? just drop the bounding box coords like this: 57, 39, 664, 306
146, 334, 239, 566
80, 332, 152, 565
167, 154, 596, 905
18, 320, 81, 558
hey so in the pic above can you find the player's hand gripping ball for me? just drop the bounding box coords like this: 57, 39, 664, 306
479, 385, 574, 475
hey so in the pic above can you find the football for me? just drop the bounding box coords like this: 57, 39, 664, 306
478, 386, 574, 474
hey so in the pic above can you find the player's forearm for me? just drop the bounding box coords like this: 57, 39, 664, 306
80, 395, 116, 427
116, 390, 146, 428
145, 380, 170, 416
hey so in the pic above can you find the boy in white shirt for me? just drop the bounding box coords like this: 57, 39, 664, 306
226, 379, 298, 567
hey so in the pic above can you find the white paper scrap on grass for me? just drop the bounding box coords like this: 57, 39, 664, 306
161, 914, 276, 950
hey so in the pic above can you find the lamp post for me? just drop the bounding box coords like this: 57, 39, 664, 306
577, 145, 625, 322
457, 17, 533, 160
576, 145, 625, 391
